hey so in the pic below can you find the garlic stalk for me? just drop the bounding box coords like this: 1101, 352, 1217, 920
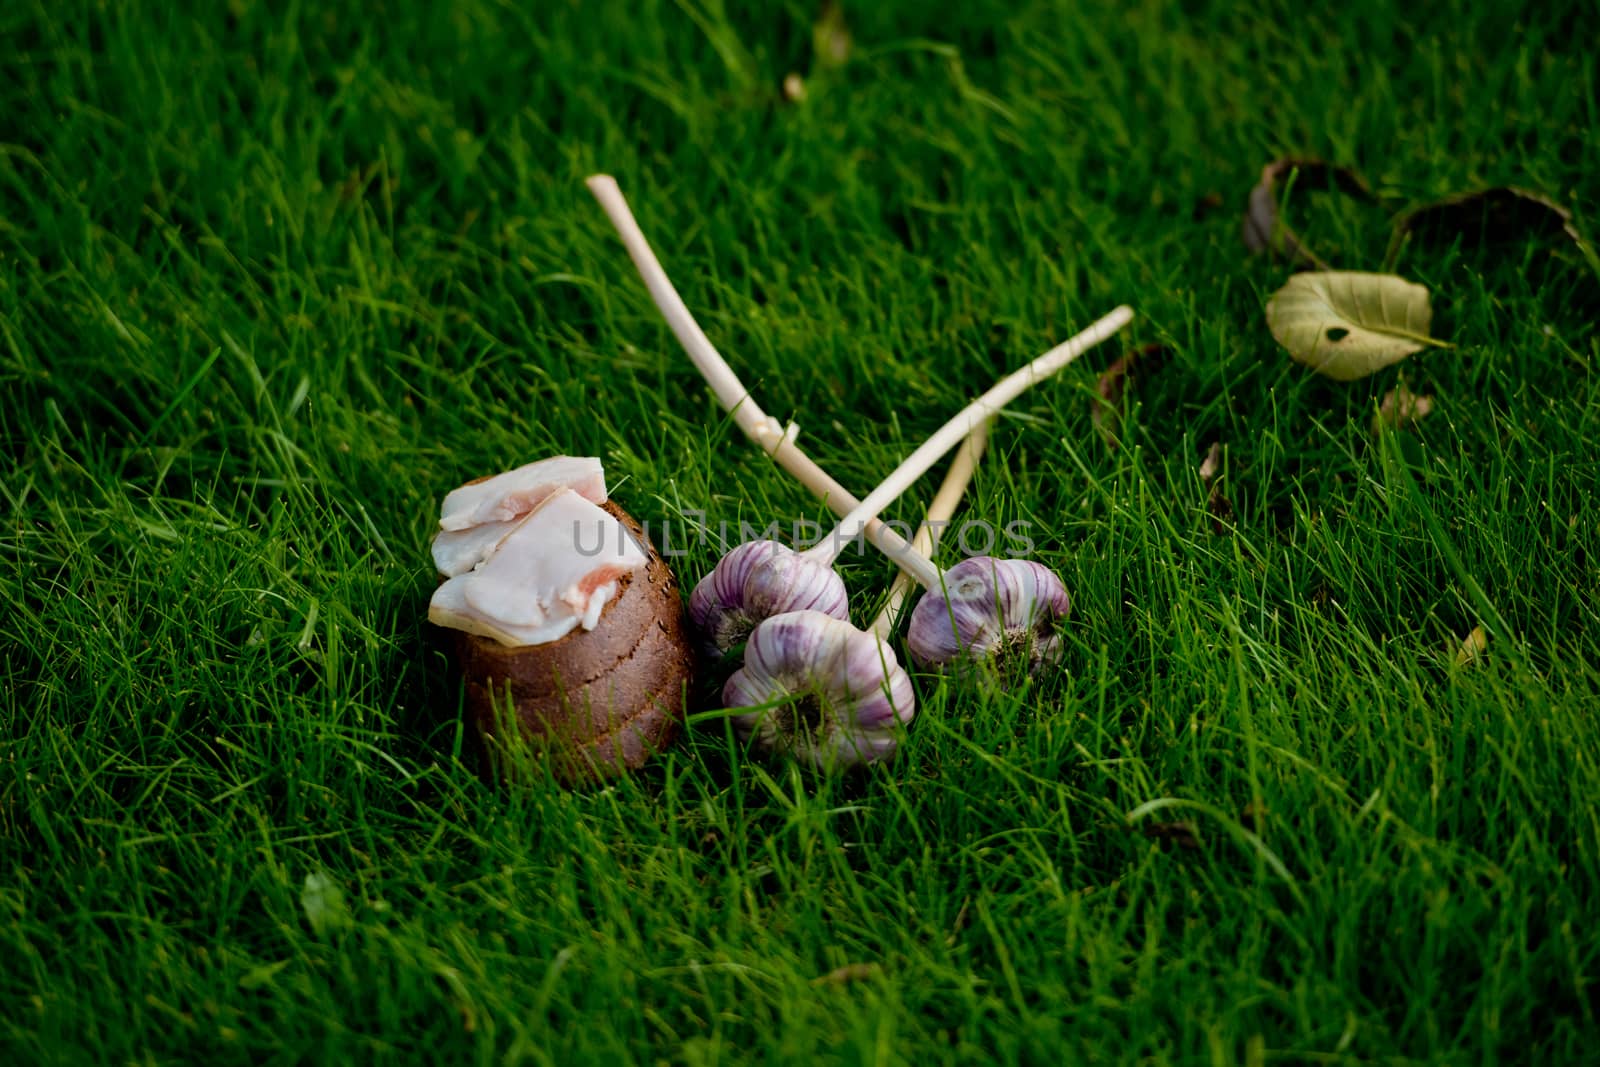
869, 418, 990, 638
586, 175, 919, 568
590, 172, 999, 654
688, 434, 991, 656
723, 610, 914, 768
795, 304, 1130, 579
683, 308, 1127, 654
588, 172, 1127, 672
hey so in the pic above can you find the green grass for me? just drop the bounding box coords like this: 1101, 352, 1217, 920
4, 0, 1599, 1062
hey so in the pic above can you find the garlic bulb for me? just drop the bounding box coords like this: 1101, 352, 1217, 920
687, 541, 849, 657
906, 556, 1071, 674
723, 610, 914, 767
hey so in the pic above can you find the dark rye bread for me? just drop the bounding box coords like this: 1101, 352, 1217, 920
452, 501, 695, 784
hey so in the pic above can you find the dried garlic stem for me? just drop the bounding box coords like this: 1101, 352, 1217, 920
586, 174, 921, 569
589, 174, 1133, 595
802, 305, 1135, 584
869, 418, 989, 638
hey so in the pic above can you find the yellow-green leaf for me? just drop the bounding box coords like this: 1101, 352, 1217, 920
1265, 271, 1448, 381
301, 871, 348, 937
1454, 625, 1488, 668
812, 1, 851, 69
238, 959, 294, 990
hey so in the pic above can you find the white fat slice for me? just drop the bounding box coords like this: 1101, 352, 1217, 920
428, 488, 648, 647
437, 456, 606, 533
431, 519, 521, 578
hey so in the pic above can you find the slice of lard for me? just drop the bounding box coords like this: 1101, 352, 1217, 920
432, 456, 607, 576
432, 519, 523, 578
437, 456, 606, 532
428, 488, 649, 647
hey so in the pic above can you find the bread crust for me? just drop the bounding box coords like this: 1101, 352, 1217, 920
451, 501, 694, 783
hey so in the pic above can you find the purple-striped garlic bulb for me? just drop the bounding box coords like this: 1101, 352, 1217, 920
906, 556, 1071, 674
687, 540, 849, 657
724, 610, 915, 767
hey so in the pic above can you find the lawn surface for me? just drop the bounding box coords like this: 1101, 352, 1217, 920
4, 1, 1599, 1063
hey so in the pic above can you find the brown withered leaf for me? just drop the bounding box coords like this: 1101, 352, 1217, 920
1141, 820, 1202, 851
1200, 442, 1233, 533
1192, 192, 1224, 221
944, 896, 971, 947
813, 962, 881, 986
1092, 343, 1169, 450
812, 1, 852, 69
1243, 158, 1373, 270
1372, 385, 1436, 435
1454, 625, 1488, 668
1394, 187, 1583, 249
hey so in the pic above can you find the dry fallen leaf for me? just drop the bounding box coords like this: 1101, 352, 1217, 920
1266, 271, 1449, 381
1199, 442, 1233, 534
1141, 820, 1202, 850
813, 962, 881, 986
1192, 191, 1225, 221
1372, 385, 1436, 434
1454, 625, 1488, 668
1243, 158, 1373, 270
812, 1, 852, 69
1092, 343, 1169, 450
1395, 187, 1583, 249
